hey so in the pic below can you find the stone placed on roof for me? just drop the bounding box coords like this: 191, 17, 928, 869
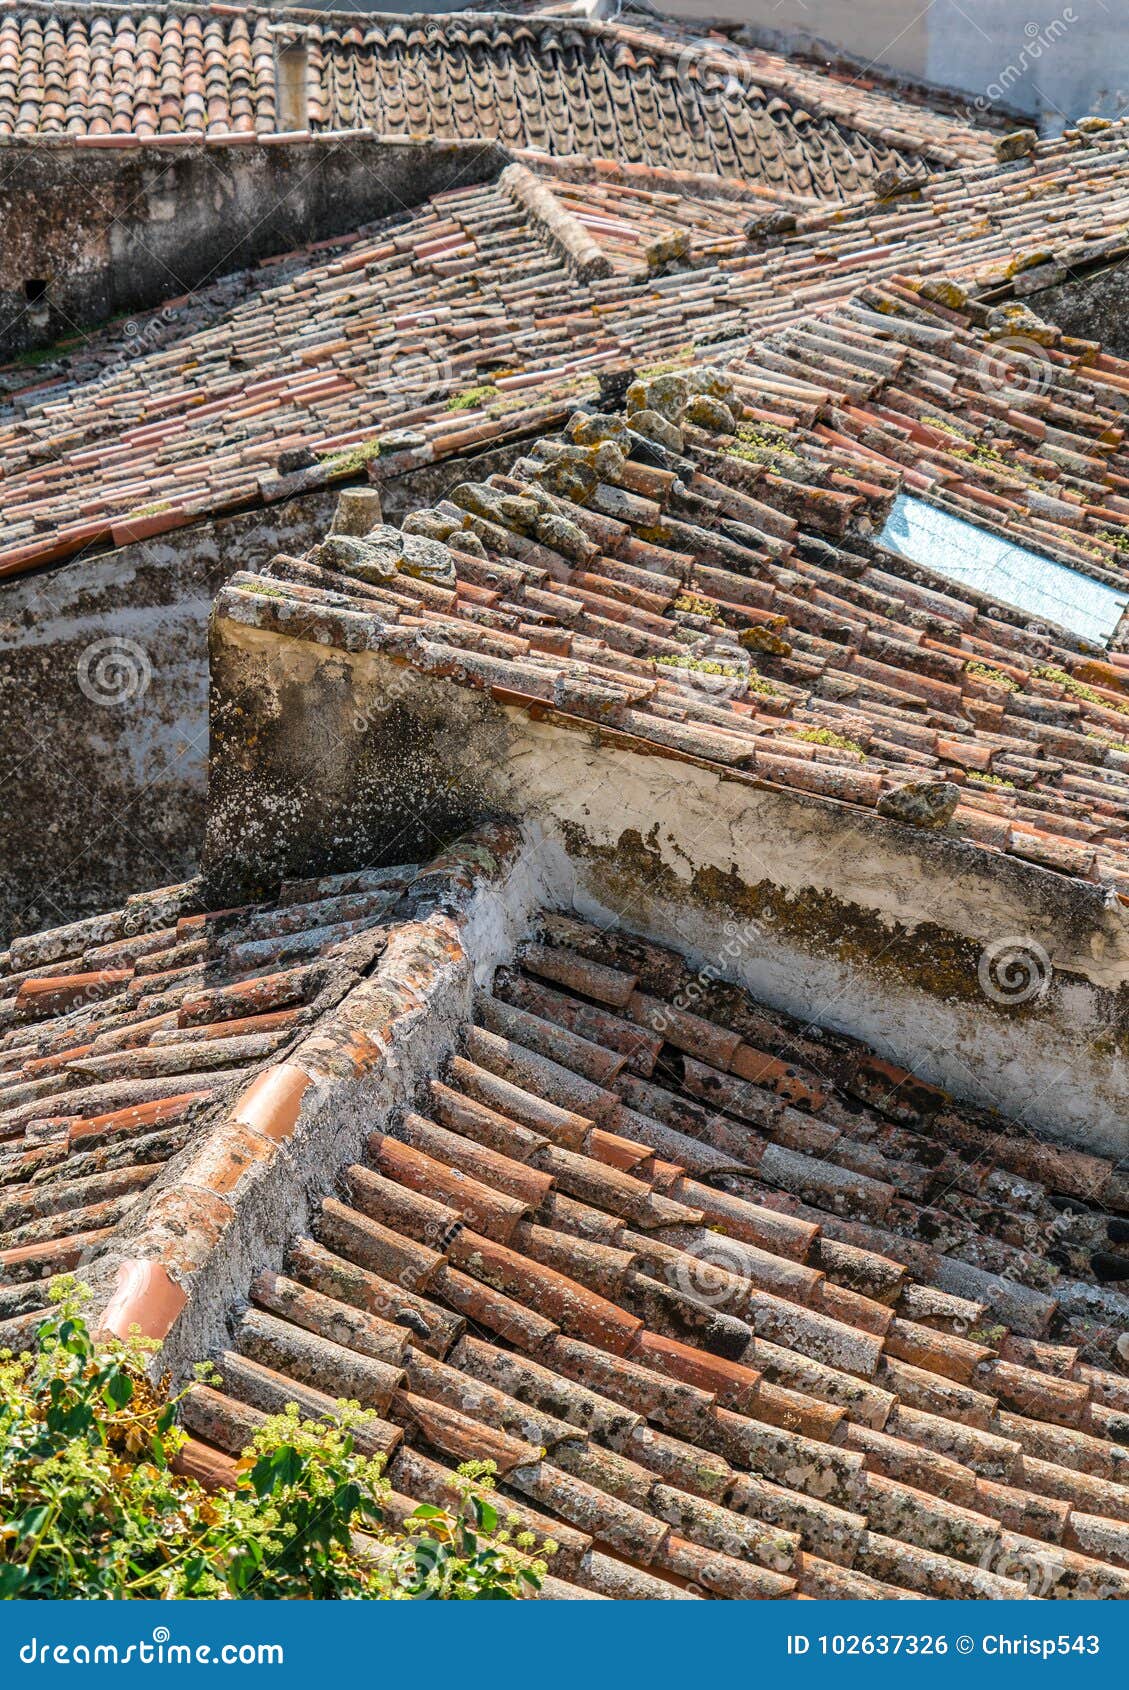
210, 344, 1129, 898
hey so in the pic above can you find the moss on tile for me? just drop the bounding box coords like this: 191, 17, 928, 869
319, 437, 382, 476
1035, 663, 1129, 715
966, 661, 1019, 692
724, 422, 803, 471
446, 384, 500, 412
655, 653, 743, 677
673, 592, 722, 619
792, 726, 864, 753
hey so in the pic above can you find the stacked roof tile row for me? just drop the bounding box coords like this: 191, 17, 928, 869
0, 3, 280, 136
0, 863, 416, 1298
745, 280, 1129, 587
0, 176, 593, 578
4, 119, 1129, 581
716, 119, 1129, 333
309, 12, 983, 195
0, 4, 992, 196
212, 347, 1129, 893
174, 915, 1129, 1599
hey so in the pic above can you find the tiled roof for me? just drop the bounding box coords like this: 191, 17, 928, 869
0, 4, 992, 195
4, 120, 1129, 581
719, 119, 1129, 334
0, 2, 281, 136
743, 280, 1129, 593
214, 347, 1129, 895
0, 862, 417, 1296
0, 176, 593, 579
172, 911, 1129, 1598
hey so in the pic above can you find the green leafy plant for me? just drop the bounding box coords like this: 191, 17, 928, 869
0, 1285, 552, 1601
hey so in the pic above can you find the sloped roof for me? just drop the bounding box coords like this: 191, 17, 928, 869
0, 3, 992, 197
3, 837, 1129, 1598
154, 909, 1129, 1597
722, 119, 1129, 333
4, 120, 1129, 581
210, 337, 1129, 893
0, 863, 415, 1291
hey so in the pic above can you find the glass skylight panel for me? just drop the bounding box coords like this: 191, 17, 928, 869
879, 495, 1129, 647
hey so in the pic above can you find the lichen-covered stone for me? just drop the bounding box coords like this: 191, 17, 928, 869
629, 408, 684, 454
627, 373, 689, 424
683, 394, 737, 434
450, 482, 542, 532
984, 302, 1058, 347
877, 780, 960, 830
527, 439, 623, 505
566, 411, 631, 450
995, 128, 1038, 161
686, 365, 736, 404
316, 524, 456, 586
739, 624, 792, 656
744, 208, 797, 245
316, 532, 399, 581
917, 276, 970, 310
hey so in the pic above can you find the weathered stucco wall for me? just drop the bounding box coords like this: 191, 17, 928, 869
0, 133, 504, 359
202, 622, 1129, 1156
0, 440, 531, 943
0, 493, 338, 943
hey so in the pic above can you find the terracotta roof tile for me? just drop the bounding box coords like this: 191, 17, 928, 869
58, 891, 1121, 1599
0, 2, 991, 186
